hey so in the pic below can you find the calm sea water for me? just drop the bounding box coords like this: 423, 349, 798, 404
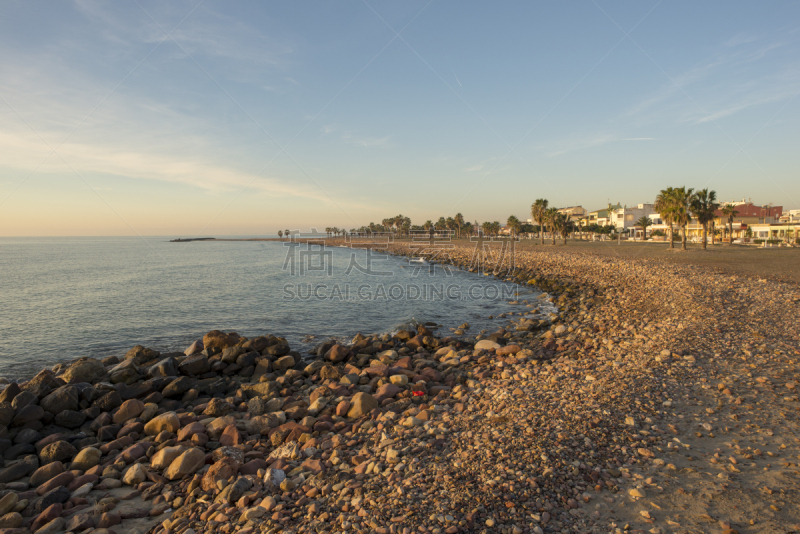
0, 237, 553, 380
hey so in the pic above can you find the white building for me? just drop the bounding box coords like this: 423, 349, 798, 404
608, 203, 658, 231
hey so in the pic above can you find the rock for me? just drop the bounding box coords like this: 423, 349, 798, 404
178, 355, 211, 376
374, 383, 402, 403
325, 344, 349, 362
0, 455, 38, 482
245, 414, 282, 435
0, 383, 20, 403
0, 403, 14, 428
320, 366, 341, 381
347, 392, 377, 418
0, 512, 22, 528
33, 517, 65, 534
202, 330, 239, 350
39, 441, 76, 464
122, 463, 148, 485
144, 412, 180, 435
150, 445, 186, 470
65, 512, 94, 532
475, 340, 501, 351
0, 493, 18, 515
92, 391, 122, 411
22, 370, 60, 398
70, 481, 93, 499
96, 512, 121, 528
201, 457, 238, 492
54, 410, 86, 428
11, 404, 44, 427
33, 486, 70, 514
125, 345, 160, 365
70, 447, 101, 471
39, 385, 80, 415
29, 461, 65, 486
184, 340, 204, 356
113, 399, 145, 424
146, 357, 179, 378
11, 390, 37, 410
273, 355, 295, 372
204, 398, 234, 417
164, 448, 205, 480
496, 344, 521, 356
61, 358, 105, 383
109, 360, 140, 384
162, 376, 193, 397
389, 374, 409, 385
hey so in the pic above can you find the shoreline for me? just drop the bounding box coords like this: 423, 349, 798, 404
0, 244, 797, 534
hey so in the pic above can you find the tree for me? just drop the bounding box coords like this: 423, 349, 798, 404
544, 207, 559, 245
530, 199, 549, 245
654, 187, 677, 249
278, 230, 283, 239
423, 220, 433, 231
634, 216, 652, 241
454, 213, 465, 238
690, 188, 719, 250
670, 187, 694, 250
506, 215, 521, 237
721, 204, 739, 244
551, 212, 569, 244
284, 229, 291, 239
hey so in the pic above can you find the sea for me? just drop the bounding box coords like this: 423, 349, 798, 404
0, 236, 555, 380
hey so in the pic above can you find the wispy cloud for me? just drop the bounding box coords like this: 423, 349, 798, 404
626, 30, 800, 126
462, 164, 483, 172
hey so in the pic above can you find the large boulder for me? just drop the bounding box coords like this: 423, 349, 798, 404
124, 345, 160, 365
347, 392, 378, 418
109, 360, 140, 384
164, 448, 205, 480
70, 447, 101, 471
201, 457, 238, 491
22, 370, 61, 398
61, 358, 106, 384
144, 412, 180, 436
113, 399, 145, 424
146, 357, 179, 378
0, 402, 14, 427
150, 445, 186, 470
39, 441, 76, 464
184, 340, 204, 356
12, 404, 44, 427
40, 386, 80, 415
324, 344, 349, 362
273, 355, 295, 372
178, 355, 211, 376
162, 377, 193, 398
0, 383, 21, 403
203, 331, 240, 351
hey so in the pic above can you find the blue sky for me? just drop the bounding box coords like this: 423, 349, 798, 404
1, 0, 798, 235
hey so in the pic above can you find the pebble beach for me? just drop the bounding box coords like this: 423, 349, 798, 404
0, 240, 798, 534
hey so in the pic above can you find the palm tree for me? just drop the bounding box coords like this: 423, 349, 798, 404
481, 221, 492, 236
670, 187, 694, 250
721, 204, 739, 244
544, 207, 559, 245
551, 212, 569, 244
506, 215, 521, 237
284, 229, 291, 239
654, 187, 677, 249
634, 216, 652, 241
423, 220, 433, 231
278, 230, 283, 239
531, 199, 549, 245
454, 213, 465, 238
690, 189, 719, 250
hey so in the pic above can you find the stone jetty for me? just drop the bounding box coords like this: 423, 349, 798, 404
0, 241, 798, 534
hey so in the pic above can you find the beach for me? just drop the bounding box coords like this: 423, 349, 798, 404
0, 240, 797, 534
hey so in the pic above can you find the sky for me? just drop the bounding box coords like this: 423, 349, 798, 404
1, 1, 799, 236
